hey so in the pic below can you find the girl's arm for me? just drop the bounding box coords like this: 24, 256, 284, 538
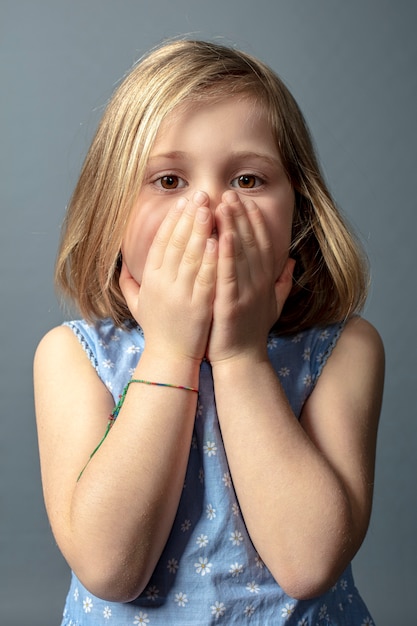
212, 317, 383, 600
209, 193, 384, 600
35, 196, 217, 603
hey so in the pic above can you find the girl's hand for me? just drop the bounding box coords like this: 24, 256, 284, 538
119, 192, 218, 363
207, 191, 294, 364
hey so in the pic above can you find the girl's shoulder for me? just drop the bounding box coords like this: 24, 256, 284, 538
301, 316, 385, 419
271, 316, 382, 366
59, 319, 145, 400
267, 317, 383, 418
324, 316, 385, 376
35, 318, 144, 381
60, 318, 143, 366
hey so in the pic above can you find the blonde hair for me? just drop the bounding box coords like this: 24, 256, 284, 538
56, 39, 368, 333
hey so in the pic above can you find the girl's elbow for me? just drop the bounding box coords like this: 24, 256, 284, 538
73, 559, 150, 603
277, 569, 340, 601
267, 542, 352, 600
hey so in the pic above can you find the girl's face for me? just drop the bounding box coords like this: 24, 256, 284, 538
122, 97, 295, 283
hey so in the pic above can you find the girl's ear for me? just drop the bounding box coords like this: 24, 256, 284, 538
119, 257, 135, 282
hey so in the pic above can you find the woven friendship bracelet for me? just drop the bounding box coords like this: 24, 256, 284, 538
130, 378, 199, 393
112, 379, 198, 419
77, 378, 198, 481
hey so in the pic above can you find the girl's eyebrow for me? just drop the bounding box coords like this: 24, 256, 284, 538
148, 150, 282, 167
230, 151, 283, 168
148, 151, 187, 162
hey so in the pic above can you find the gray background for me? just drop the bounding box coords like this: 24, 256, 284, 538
1, 1, 416, 624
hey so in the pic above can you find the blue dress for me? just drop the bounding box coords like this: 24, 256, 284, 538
60, 318, 375, 625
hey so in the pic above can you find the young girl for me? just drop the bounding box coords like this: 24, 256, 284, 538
34, 39, 384, 625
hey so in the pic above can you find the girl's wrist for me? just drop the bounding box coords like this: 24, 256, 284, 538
210, 350, 270, 379
135, 347, 202, 390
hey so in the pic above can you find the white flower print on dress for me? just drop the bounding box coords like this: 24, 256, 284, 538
146, 585, 159, 601
103, 606, 112, 619
229, 562, 244, 577
181, 519, 191, 532
203, 440, 217, 456
232, 502, 240, 516
102, 358, 114, 369
222, 472, 232, 488
318, 604, 328, 620
246, 581, 260, 594
133, 613, 150, 624
255, 554, 265, 569
281, 603, 295, 618
73, 587, 79, 601
302, 347, 311, 361
206, 504, 216, 519
194, 557, 212, 576
230, 530, 244, 546
167, 558, 179, 574
126, 344, 140, 353
196, 534, 209, 548
319, 329, 330, 341
361, 618, 374, 626
298, 619, 308, 626
303, 374, 312, 387
244, 604, 256, 617
267, 336, 278, 349
83, 596, 93, 613
279, 366, 290, 377
174, 592, 188, 607
211, 601, 226, 619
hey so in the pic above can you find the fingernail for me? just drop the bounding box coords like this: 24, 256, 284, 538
193, 191, 208, 205
245, 199, 256, 212
223, 190, 239, 204
176, 197, 188, 210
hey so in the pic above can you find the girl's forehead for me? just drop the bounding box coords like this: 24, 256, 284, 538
153, 94, 272, 144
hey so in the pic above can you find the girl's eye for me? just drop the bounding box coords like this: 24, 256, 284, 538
154, 175, 186, 190
232, 174, 263, 189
